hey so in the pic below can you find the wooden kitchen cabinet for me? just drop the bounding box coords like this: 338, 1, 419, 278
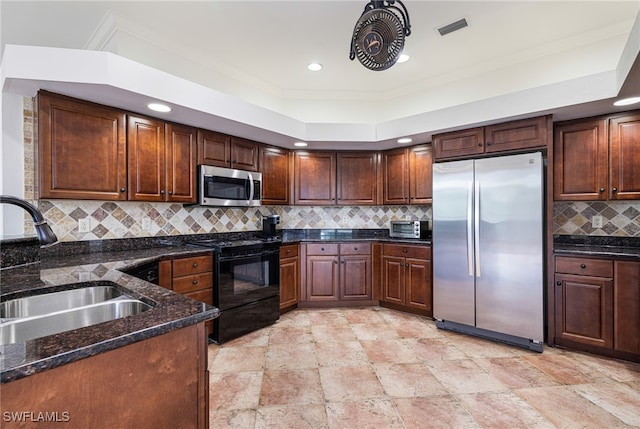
554, 255, 640, 361
382, 144, 432, 205
301, 242, 373, 305
280, 244, 300, 311
260, 145, 292, 205
609, 112, 640, 200
554, 111, 640, 201
336, 152, 380, 205
38, 91, 128, 200
380, 243, 432, 315
613, 260, 640, 354
433, 116, 548, 161
159, 254, 214, 335
294, 151, 336, 205
128, 116, 197, 203
1, 324, 210, 429
196, 129, 259, 171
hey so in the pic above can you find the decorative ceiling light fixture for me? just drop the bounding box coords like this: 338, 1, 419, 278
349, 0, 411, 71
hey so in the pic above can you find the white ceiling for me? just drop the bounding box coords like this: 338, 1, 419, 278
2, 1, 640, 150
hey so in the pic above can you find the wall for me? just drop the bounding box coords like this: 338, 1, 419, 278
12, 97, 640, 241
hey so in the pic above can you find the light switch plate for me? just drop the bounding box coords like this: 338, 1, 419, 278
592, 215, 603, 228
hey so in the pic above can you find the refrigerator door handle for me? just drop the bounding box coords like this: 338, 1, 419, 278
467, 181, 474, 276
474, 180, 481, 278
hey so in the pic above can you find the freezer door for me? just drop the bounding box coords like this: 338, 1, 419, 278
433, 159, 475, 326
474, 152, 544, 342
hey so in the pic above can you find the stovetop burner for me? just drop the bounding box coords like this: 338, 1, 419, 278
188, 237, 282, 253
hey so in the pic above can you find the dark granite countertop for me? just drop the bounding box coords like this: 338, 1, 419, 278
553, 235, 640, 260
0, 228, 431, 383
0, 244, 219, 383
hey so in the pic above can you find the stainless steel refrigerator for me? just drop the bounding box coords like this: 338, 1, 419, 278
432, 152, 544, 352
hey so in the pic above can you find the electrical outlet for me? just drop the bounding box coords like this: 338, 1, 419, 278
592, 215, 603, 228
78, 218, 90, 233
342, 216, 349, 225
142, 217, 151, 230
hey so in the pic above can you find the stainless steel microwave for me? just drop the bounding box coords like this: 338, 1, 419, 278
198, 165, 262, 207
390, 220, 430, 239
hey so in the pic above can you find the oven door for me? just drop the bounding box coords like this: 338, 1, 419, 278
216, 249, 280, 311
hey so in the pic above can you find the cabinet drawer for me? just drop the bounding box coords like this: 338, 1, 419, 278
382, 244, 431, 259
280, 244, 299, 259
555, 256, 613, 277
172, 255, 213, 277
339, 243, 371, 255
185, 289, 213, 306
306, 243, 339, 255
173, 273, 213, 294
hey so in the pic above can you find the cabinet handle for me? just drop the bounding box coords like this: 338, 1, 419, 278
193, 263, 198, 268
556, 281, 562, 286
599, 188, 605, 193
120, 188, 126, 193
193, 280, 198, 285
612, 187, 618, 192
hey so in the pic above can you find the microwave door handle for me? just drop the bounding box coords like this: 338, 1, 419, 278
247, 172, 254, 206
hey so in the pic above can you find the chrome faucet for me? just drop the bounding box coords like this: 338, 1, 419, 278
0, 195, 58, 246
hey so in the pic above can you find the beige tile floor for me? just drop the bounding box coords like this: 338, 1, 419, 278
208, 307, 640, 429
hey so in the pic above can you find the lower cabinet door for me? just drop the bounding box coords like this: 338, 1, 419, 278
340, 255, 372, 300
614, 260, 640, 354
382, 256, 405, 305
405, 257, 431, 312
555, 273, 613, 348
280, 256, 300, 309
306, 255, 340, 301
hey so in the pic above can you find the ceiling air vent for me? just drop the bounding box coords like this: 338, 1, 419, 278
437, 18, 468, 36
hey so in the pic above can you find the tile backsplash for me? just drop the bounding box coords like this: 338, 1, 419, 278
36, 200, 431, 242
553, 201, 640, 237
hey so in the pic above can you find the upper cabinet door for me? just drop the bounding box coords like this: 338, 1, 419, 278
433, 127, 484, 161
165, 123, 197, 203
609, 113, 640, 200
294, 151, 336, 205
260, 145, 291, 205
409, 145, 432, 204
229, 137, 259, 172
336, 152, 379, 205
38, 91, 127, 200
553, 119, 608, 201
127, 115, 166, 202
197, 129, 230, 167
382, 148, 409, 204
484, 116, 548, 153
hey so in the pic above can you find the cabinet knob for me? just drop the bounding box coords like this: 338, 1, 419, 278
580, 264, 586, 269
612, 187, 618, 192
403, 248, 408, 253
321, 247, 325, 251
599, 188, 605, 193
486, 141, 492, 146
160, 190, 165, 194
354, 247, 358, 251
120, 188, 126, 193
168, 191, 173, 195
286, 249, 291, 254
193, 280, 198, 285
193, 263, 198, 268
478, 143, 483, 147
556, 281, 562, 286
341, 260, 345, 264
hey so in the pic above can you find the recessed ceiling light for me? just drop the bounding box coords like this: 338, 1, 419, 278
307, 63, 323, 72
397, 137, 413, 144
294, 142, 308, 147
613, 96, 640, 106
147, 103, 171, 112
397, 54, 410, 64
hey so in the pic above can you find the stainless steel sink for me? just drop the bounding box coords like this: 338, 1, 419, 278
0, 298, 152, 345
0, 286, 124, 319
